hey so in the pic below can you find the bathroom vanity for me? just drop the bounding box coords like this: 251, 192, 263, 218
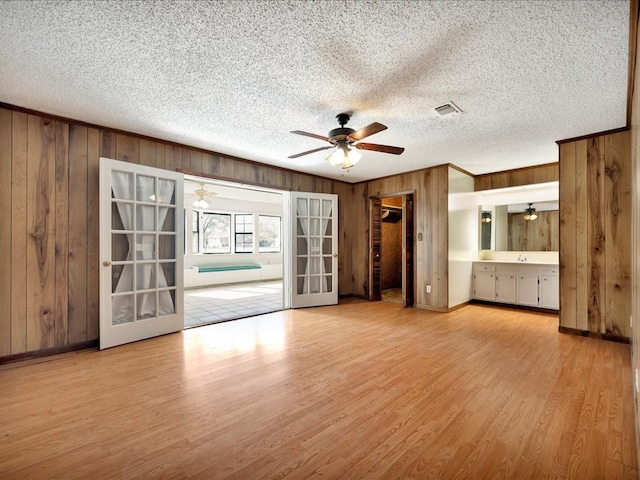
472, 261, 559, 310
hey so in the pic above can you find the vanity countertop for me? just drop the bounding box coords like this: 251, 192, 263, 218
474, 260, 559, 266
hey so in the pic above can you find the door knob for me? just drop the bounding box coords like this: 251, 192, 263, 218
103, 260, 111, 267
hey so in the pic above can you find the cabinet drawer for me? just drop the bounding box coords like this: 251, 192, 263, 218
540, 266, 559, 275
473, 263, 496, 272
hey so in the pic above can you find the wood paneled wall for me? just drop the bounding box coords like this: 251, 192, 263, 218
474, 163, 559, 191
365, 166, 450, 310
628, 2, 640, 460
559, 130, 631, 338
0, 106, 361, 358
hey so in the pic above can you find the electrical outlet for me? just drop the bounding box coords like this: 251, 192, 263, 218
426, 285, 431, 293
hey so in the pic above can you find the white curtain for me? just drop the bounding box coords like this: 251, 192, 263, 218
156, 178, 176, 316
112, 172, 135, 324
111, 173, 176, 323
296, 198, 309, 294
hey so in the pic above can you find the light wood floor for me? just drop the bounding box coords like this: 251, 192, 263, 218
0, 300, 637, 479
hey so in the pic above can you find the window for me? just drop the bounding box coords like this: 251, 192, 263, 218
191, 210, 199, 254
235, 214, 254, 253
201, 213, 231, 253
259, 215, 281, 252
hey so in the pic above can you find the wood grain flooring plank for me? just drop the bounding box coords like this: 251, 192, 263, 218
0, 302, 635, 479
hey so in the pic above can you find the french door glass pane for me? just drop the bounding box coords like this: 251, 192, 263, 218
309, 276, 320, 294
159, 263, 176, 287
112, 234, 132, 261
111, 265, 130, 293
297, 277, 306, 295
309, 238, 321, 255
112, 294, 134, 325
112, 171, 134, 200
309, 199, 320, 216
296, 198, 307, 215
322, 218, 332, 235
136, 175, 155, 202
137, 293, 156, 320
111, 203, 131, 230
161, 207, 176, 231
323, 275, 332, 292
136, 264, 155, 290
322, 199, 332, 217
157, 178, 176, 204
159, 290, 176, 316
136, 234, 156, 260
323, 256, 332, 274
158, 234, 176, 259
136, 205, 156, 231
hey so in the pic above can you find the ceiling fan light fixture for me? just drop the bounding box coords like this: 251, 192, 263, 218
193, 198, 209, 209
523, 203, 537, 221
325, 143, 361, 169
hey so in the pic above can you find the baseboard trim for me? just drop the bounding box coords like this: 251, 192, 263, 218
470, 299, 559, 314
415, 303, 449, 313
0, 340, 99, 365
558, 326, 630, 344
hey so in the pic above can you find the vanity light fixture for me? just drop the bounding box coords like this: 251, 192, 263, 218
523, 203, 538, 221
481, 211, 492, 223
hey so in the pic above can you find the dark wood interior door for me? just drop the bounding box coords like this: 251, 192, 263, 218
403, 194, 414, 307
369, 198, 382, 301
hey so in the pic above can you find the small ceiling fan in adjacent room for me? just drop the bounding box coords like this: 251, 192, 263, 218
288, 113, 405, 169
186, 181, 217, 209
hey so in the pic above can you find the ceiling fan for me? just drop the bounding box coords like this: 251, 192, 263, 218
186, 181, 217, 209
288, 113, 405, 169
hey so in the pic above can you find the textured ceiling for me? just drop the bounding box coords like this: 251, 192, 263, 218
0, 0, 630, 183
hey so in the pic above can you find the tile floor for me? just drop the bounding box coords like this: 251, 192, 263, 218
184, 280, 284, 328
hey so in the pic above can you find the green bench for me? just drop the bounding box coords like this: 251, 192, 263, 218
194, 264, 261, 273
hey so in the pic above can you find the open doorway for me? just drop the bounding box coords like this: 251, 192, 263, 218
380, 197, 403, 303
183, 177, 286, 328
369, 193, 414, 307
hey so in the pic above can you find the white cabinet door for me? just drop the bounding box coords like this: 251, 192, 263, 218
495, 273, 516, 303
99, 158, 184, 349
540, 275, 559, 309
517, 274, 539, 307
473, 271, 495, 301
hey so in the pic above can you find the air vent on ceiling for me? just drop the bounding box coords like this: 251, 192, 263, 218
435, 102, 462, 116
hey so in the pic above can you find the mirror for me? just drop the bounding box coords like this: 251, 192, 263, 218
480, 201, 559, 251
477, 181, 559, 252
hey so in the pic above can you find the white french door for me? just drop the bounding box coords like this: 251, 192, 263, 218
99, 158, 184, 349
291, 192, 338, 308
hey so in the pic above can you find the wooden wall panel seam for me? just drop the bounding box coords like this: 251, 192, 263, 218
54, 121, 69, 347
0, 109, 12, 356
10, 111, 28, 354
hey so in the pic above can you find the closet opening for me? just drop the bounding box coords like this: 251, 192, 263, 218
369, 193, 414, 307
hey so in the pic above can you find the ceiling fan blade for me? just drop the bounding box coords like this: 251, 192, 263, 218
290, 130, 330, 142
354, 142, 405, 155
347, 122, 387, 142
288, 145, 334, 159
